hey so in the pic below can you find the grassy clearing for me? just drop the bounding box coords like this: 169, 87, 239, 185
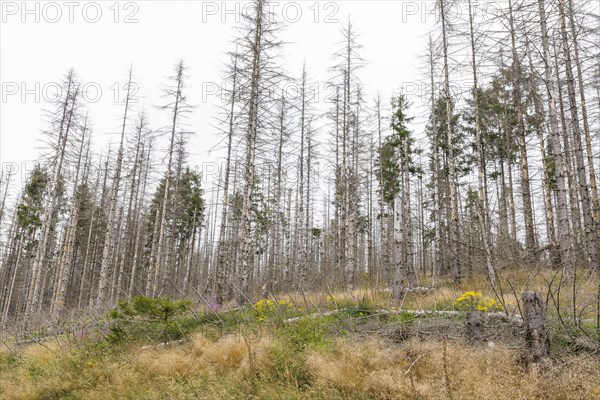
1, 268, 599, 399
2, 324, 600, 399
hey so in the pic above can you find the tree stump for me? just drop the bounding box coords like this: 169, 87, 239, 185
522, 291, 550, 362
466, 311, 485, 345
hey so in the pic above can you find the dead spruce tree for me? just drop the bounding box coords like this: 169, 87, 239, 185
24, 70, 81, 324
438, 0, 461, 282
466, 0, 496, 284
147, 60, 192, 298
330, 19, 365, 290
557, 0, 598, 269
214, 51, 241, 304
97, 67, 135, 307
537, 0, 571, 267
236, 0, 283, 302
51, 116, 90, 319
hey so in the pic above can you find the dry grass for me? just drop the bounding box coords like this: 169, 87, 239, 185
307, 337, 600, 400
1, 269, 599, 399
2, 327, 599, 399
252, 268, 599, 318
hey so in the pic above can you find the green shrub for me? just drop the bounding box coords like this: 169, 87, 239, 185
108, 295, 192, 345
278, 316, 334, 353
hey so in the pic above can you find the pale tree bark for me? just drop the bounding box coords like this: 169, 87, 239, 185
367, 113, 375, 282
215, 52, 239, 304
97, 67, 134, 307
402, 133, 415, 285
149, 60, 188, 297
238, 0, 266, 301
439, 0, 461, 282
333, 87, 343, 283
467, 0, 496, 284
566, 0, 600, 235
115, 112, 148, 300
498, 52, 518, 245
129, 139, 152, 298
392, 193, 405, 302
524, 37, 559, 264
25, 71, 79, 323
163, 138, 185, 296
335, 20, 363, 291
88, 147, 114, 308
558, 0, 598, 269
238, 0, 282, 301
538, 0, 571, 268
0, 196, 23, 322
555, 50, 585, 263
0, 169, 12, 241
266, 94, 288, 295
305, 121, 313, 285
51, 116, 90, 319
508, 0, 537, 264
427, 36, 443, 285
297, 64, 308, 288
374, 95, 389, 286
78, 154, 104, 309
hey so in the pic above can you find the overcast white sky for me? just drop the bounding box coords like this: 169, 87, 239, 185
1, 0, 436, 188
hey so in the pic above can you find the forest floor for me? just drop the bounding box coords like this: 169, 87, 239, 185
1, 268, 600, 399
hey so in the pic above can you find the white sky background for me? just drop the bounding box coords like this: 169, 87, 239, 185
1, 0, 436, 192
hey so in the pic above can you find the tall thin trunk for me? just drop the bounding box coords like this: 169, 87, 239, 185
468, 0, 496, 283
440, 0, 461, 282
52, 117, 89, 318
239, 0, 265, 301
150, 61, 186, 297
97, 68, 133, 306
558, 0, 597, 269
567, 0, 600, 235
538, 0, 571, 267
25, 72, 78, 322
508, 0, 536, 263
215, 54, 238, 304
129, 141, 152, 298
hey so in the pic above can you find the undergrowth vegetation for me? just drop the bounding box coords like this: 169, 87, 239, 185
1, 269, 600, 399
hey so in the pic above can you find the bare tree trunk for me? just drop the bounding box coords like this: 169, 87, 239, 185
538, 0, 571, 268
440, 0, 461, 282
115, 113, 147, 300
467, 0, 496, 284
392, 193, 404, 303
215, 53, 239, 304
558, 0, 598, 269
52, 117, 89, 319
25, 72, 79, 323
238, 0, 279, 301
402, 137, 415, 285
129, 141, 151, 298
97, 68, 133, 307
150, 61, 187, 297
375, 95, 388, 285
556, 53, 585, 263
297, 65, 307, 288
508, 0, 537, 264
567, 0, 600, 238
238, 1, 264, 301
306, 122, 313, 284
0, 170, 12, 240
428, 36, 442, 285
